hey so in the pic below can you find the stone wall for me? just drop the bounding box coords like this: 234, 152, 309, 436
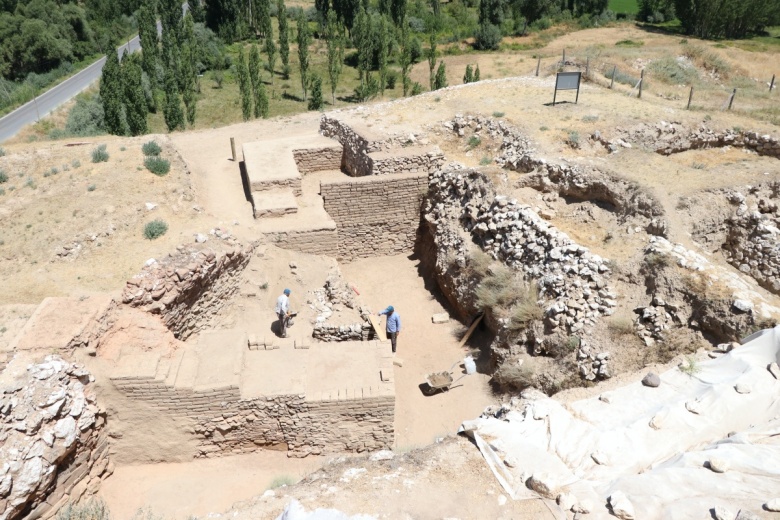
319, 116, 443, 177
121, 243, 253, 340
312, 322, 373, 341
109, 373, 394, 458
293, 146, 343, 174
263, 228, 340, 257
1, 356, 110, 520
320, 116, 383, 177
321, 172, 428, 260
723, 192, 780, 295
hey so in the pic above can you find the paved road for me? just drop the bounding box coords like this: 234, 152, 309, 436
0, 37, 142, 143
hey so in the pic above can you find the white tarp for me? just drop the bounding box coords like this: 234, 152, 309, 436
462, 326, 780, 518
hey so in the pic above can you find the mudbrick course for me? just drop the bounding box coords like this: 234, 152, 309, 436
0, 357, 109, 520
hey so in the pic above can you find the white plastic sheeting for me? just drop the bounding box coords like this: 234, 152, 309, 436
275, 500, 377, 520
462, 326, 780, 519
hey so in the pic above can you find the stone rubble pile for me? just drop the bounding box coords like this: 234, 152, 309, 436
722, 190, 780, 295
426, 166, 617, 351
310, 272, 373, 342
444, 115, 666, 228
634, 296, 683, 346
54, 224, 117, 260
121, 242, 254, 340
576, 339, 611, 380
0, 356, 109, 520
610, 121, 780, 159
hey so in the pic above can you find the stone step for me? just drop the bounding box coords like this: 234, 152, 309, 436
253, 189, 299, 219
193, 329, 247, 391
173, 348, 200, 390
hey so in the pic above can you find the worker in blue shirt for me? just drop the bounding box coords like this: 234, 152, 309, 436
378, 306, 401, 353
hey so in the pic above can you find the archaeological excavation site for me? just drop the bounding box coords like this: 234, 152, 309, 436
2, 67, 780, 520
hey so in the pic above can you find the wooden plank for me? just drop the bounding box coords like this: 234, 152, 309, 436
369, 315, 387, 342
457, 313, 484, 349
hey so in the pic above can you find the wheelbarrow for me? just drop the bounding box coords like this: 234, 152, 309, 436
423, 358, 473, 395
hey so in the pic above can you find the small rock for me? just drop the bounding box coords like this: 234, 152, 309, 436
735, 510, 760, 520
369, 450, 394, 461
145, 202, 157, 211
504, 456, 517, 468
557, 493, 576, 511
527, 473, 558, 499
642, 372, 661, 388
497, 495, 507, 506
732, 299, 754, 313
609, 491, 635, 519
709, 457, 729, 473
573, 499, 593, 514
712, 506, 733, 520
289, 262, 297, 269
735, 383, 751, 394
431, 313, 450, 324
764, 498, 780, 512
195, 233, 208, 243
768, 362, 780, 380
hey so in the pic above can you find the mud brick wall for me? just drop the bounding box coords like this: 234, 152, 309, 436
263, 227, 339, 257
293, 146, 343, 174
321, 172, 428, 260
108, 376, 241, 419
1, 357, 111, 520
121, 244, 253, 340
193, 395, 395, 457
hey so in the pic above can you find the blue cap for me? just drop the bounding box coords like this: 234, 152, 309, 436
386, 306, 394, 313
284, 288, 291, 295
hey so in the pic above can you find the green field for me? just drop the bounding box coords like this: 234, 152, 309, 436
609, 0, 639, 14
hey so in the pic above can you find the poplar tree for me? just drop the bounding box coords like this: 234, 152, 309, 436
265, 29, 278, 83
190, 0, 206, 23
399, 27, 412, 96
237, 46, 253, 121
390, 0, 406, 27
325, 10, 344, 104
296, 9, 311, 100
474, 64, 481, 81
163, 65, 185, 131
353, 7, 372, 85
123, 52, 149, 135
377, 15, 390, 95
254, 0, 272, 37
308, 75, 324, 110
278, 0, 290, 79
137, 0, 159, 111
463, 64, 473, 83
427, 33, 437, 91
249, 44, 263, 117
181, 12, 198, 125
100, 50, 124, 135
433, 60, 447, 90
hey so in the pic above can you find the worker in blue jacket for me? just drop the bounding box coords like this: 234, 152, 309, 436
378, 306, 401, 353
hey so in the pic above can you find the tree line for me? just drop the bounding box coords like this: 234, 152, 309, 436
639, 0, 780, 39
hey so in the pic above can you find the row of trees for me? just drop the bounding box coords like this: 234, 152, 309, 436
0, 0, 138, 80
639, 0, 780, 38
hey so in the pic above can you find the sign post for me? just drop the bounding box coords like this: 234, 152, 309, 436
552, 72, 582, 105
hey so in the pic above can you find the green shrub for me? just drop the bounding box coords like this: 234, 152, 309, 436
615, 39, 643, 47
142, 141, 162, 156
492, 111, 505, 117
467, 135, 481, 148
268, 475, 296, 489
64, 94, 106, 137
475, 264, 517, 310
71, 159, 81, 168
25, 177, 36, 189
410, 82, 423, 96
57, 499, 110, 520
386, 70, 398, 89
91, 144, 109, 163
87, 184, 96, 192
143, 219, 169, 240
144, 156, 170, 176
0, 170, 7, 183
0, 147, 5, 156
648, 56, 698, 85
474, 23, 502, 51
507, 281, 543, 331
479, 156, 492, 165
608, 316, 635, 336
567, 130, 580, 148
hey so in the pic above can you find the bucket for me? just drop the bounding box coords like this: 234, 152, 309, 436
464, 355, 477, 375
